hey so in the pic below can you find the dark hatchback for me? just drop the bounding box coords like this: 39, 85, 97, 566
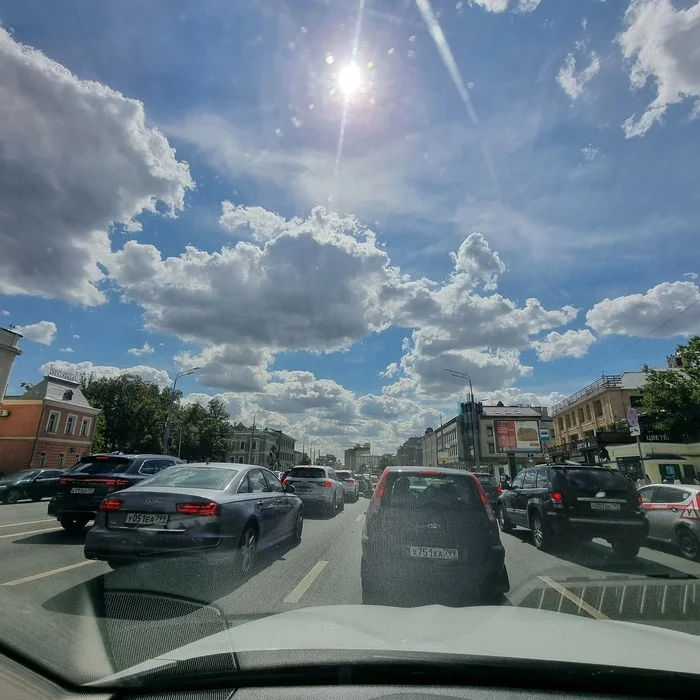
48, 454, 180, 532
473, 472, 500, 510
497, 464, 648, 557
0, 469, 65, 504
361, 467, 509, 606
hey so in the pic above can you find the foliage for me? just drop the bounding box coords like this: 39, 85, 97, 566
19, 381, 34, 391
378, 454, 396, 470
300, 452, 311, 465
643, 337, 700, 443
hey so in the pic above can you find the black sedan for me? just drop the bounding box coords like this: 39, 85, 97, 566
0, 469, 65, 504
84, 463, 303, 574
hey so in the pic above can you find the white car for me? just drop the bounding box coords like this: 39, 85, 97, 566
335, 470, 360, 502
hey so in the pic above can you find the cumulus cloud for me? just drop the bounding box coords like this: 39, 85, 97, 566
379, 362, 399, 378
14, 321, 57, 345
449, 233, 506, 291
557, 51, 601, 99
618, 0, 700, 137
0, 27, 193, 305
586, 281, 700, 337
39, 360, 172, 388
532, 329, 597, 362
127, 342, 155, 356
1, 310, 10, 316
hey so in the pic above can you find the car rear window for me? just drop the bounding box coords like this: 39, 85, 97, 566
289, 467, 326, 479
142, 467, 239, 490
475, 474, 496, 485
552, 468, 631, 494
335, 471, 354, 481
69, 457, 134, 474
385, 472, 480, 510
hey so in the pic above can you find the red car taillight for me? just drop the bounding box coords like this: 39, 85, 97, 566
176, 502, 220, 516
323, 480, 332, 488
98, 499, 123, 511
497, 486, 503, 495
551, 491, 564, 509
471, 475, 497, 526
347, 478, 355, 484
367, 470, 389, 516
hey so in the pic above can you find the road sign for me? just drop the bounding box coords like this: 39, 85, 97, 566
630, 425, 641, 437
627, 408, 639, 428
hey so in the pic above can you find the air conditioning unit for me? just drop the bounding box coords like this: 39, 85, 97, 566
0, 409, 9, 417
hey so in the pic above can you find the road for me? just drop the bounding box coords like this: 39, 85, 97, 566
2, 497, 700, 672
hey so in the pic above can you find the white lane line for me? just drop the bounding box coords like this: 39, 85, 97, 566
355, 513, 365, 522
284, 560, 328, 604
2, 560, 99, 587
0, 519, 54, 529
539, 575, 609, 620
0, 526, 62, 540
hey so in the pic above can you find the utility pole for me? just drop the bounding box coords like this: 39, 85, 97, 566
445, 369, 480, 470
163, 368, 199, 454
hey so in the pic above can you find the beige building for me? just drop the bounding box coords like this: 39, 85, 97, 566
0, 327, 22, 401
344, 443, 370, 472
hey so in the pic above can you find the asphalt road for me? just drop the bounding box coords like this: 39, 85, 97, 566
2, 496, 700, 672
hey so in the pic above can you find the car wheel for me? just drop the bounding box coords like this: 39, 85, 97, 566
326, 496, 336, 518
6, 490, 21, 504
530, 512, 551, 551
59, 516, 90, 533
107, 560, 129, 570
237, 525, 259, 576
291, 509, 304, 543
497, 505, 513, 533
611, 537, 641, 560
676, 529, 700, 561
338, 493, 345, 511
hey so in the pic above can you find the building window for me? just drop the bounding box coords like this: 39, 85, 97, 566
577, 408, 585, 423
565, 414, 571, 429
80, 418, 91, 437
46, 411, 60, 434
62, 390, 74, 401
488, 442, 495, 454
557, 417, 564, 431
593, 400, 603, 418
58, 453, 65, 468
39, 452, 47, 467
486, 426, 493, 437
65, 414, 77, 435
585, 404, 591, 421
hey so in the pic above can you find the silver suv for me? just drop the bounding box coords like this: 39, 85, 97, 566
638, 484, 700, 561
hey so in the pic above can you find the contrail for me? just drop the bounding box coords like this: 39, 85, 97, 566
415, 0, 501, 197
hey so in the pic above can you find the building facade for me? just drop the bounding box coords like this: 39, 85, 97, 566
227, 424, 296, 469
0, 327, 22, 402
396, 436, 423, 466
344, 443, 370, 472
0, 369, 101, 474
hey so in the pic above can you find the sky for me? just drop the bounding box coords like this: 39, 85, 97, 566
1, 0, 699, 456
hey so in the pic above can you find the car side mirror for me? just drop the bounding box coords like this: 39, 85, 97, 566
285, 483, 296, 494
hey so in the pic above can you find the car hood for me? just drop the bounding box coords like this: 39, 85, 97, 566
93, 603, 700, 685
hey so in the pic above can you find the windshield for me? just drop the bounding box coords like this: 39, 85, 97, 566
2, 0, 700, 690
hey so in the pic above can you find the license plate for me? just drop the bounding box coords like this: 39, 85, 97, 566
124, 513, 168, 526
591, 502, 621, 511
409, 546, 458, 560
70, 487, 95, 495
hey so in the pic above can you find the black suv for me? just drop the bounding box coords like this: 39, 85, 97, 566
48, 454, 180, 532
0, 469, 65, 504
496, 463, 648, 557
361, 467, 509, 605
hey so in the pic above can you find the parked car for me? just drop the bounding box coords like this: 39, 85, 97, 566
0, 469, 65, 504
473, 472, 499, 511
638, 483, 700, 560
48, 453, 181, 532
361, 467, 509, 605
85, 464, 303, 572
497, 464, 648, 558
359, 474, 373, 497
283, 466, 344, 517
335, 469, 360, 502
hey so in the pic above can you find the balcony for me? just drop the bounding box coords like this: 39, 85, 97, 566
552, 375, 622, 415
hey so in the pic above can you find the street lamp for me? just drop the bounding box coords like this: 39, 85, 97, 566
163, 368, 200, 454
445, 368, 480, 469
425, 408, 443, 467
247, 410, 269, 464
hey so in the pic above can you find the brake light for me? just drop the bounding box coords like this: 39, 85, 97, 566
471, 475, 497, 526
551, 491, 564, 509
324, 480, 332, 488
419, 470, 441, 476
638, 495, 644, 505
176, 502, 220, 516
282, 479, 287, 488
98, 499, 123, 511
347, 478, 355, 484
105, 479, 130, 488
497, 486, 502, 494
367, 470, 389, 516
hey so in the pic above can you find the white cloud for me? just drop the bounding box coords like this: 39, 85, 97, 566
618, 0, 700, 137
14, 321, 57, 345
449, 233, 506, 291
0, 27, 193, 305
72, 334, 80, 339
557, 51, 601, 99
532, 329, 597, 362
684, 272, 698, 280
127, 341, 155, 356
379, 362, 399, 378
60, 347, 74, 354
0, 310, 9, 316
586, 281, 700, 337
470, 0, 541, 12
219, 202, 286, 242
39, 360, 172, 388
581, 144, 600, 161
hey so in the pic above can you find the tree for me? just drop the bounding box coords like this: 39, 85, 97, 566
19, 381, 34, 391
643, 337, 700, 443
175, 399, 232, 461
300, 453, 311, 465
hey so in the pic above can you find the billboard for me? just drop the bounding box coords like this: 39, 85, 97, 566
494, 420, 541, 453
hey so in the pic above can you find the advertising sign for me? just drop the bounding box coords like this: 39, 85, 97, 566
494, 420, 541, 453
437, 451, 451, 464
539, 427, 550, 442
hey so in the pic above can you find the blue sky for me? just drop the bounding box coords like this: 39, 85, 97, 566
1, 0, 699, 453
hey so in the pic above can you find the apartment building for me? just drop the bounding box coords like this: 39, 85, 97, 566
228, 424, 296, 469
396, 436, 423, 466
344, 443, 370, 472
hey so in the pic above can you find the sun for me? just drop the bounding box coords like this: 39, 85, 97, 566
337, 63, 361, 95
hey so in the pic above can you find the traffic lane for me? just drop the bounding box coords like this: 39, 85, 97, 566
0, 499, 53, 527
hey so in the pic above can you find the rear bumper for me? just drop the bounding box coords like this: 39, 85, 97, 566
48, 499, 98, 519
547, 512, 649, 540
295, 492, 334, 505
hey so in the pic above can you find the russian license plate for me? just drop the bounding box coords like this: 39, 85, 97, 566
124, 513, 168, 526
409, 546, 458, 560
70, 487, 95, 495
591, 502, 621, 511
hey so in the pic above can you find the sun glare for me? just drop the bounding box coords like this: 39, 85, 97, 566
337, 63, 361, 95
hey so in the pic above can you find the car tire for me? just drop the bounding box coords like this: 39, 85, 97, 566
107, 560, 129, 570
676, 528, 700, 561
497, 505, 513, 533
291, 509, 304, 544
237, 524, 259, 577
326, 496, 336, 518
530, 512, 551, 551
611, 537, 641, 560
338, 494, 345, 512
6, 490, 21, 504
59, 516, 90, 533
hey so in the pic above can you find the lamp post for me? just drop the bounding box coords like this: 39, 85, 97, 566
247, 410, 268, 464
425, 408, 443, 467
445, 369, 480, 470
163, 368, 200, 455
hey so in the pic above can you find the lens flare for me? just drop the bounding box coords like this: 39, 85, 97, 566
337, 63, 361, 95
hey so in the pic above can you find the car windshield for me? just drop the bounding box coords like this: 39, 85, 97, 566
142, 467, 239, 490
3, 0, 700, 690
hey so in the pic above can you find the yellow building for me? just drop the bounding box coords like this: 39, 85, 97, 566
606, 442, 700, 484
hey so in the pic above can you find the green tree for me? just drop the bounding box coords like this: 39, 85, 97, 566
300, 453, 311, 465
174, 398, 232, 461
643, 337, 700, 443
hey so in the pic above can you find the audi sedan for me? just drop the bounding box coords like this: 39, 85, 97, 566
84, 463, 303, 575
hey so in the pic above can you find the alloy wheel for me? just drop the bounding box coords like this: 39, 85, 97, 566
239, 527, 258, 575
532, 515, 544, 548
293, 511, 304, 540
6, 490, 20, 504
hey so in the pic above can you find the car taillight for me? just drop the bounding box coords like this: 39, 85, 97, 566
324, 480, 332, 488
367, 470, 389, 516
551, 491, 564, 509
59, 478, 74, 485
105, 479, 130, 488
638, 495, 644, 505
497, 486, 502, 494
471, 475, 497, 524
176, 502, 220, 516
99, 499, 123, 511
347, 478, 355, 484
282, 479, 287, 487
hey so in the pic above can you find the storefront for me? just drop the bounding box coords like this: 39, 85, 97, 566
607, 442, 700, 484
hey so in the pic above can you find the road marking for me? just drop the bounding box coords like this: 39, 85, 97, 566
539, 575, 609, 620
284, 560, 328, 604
0, 526, 62, 540
0, 519, 54, 529
2, 560, 99, 586
355, 513, 365, 522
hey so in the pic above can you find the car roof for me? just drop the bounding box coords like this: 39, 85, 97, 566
177, 462, 257, 470
642, 483, 700, 490
383, 466, 471, 476
87, 453, 172, 459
